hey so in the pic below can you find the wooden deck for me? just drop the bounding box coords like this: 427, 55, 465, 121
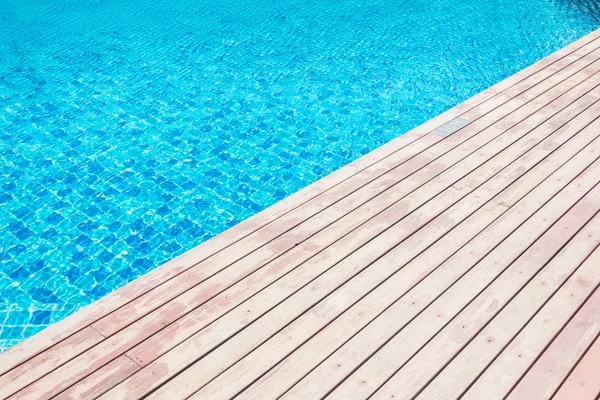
2, 29, 600, 400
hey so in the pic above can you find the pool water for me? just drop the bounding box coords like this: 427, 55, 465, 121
0, 0, 598, 352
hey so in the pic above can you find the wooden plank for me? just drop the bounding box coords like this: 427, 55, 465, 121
324, 162, 600, 400
270, 166, 600, 398
459, 38, 600, 122
461, 249, 600, 400
2, 32, 598, 383
0, 327, 104, 400
91, 137, 449, 338
453, 94, 600, 198
6, 148, 464, 397
92, 62, 600, 396
53, 356, 140, 400
507, 288, 600, 400
185, 92, 600, 399
127, 70, 600, 368
146, 90, 600, 400
106, 187, 468, 399
366, 189, 600, 400
0, 112, 497, 397
413, 218, 600, 400
553, 335, 600, 400
85, 76, 600, 396
247, 105, 600, 400
14, 43, 599, 400
91, 34, 600, 340
108, 48, 600, 352
92, 47, 600, 340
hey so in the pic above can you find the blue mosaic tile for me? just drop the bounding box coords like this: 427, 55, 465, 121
0, 0, 598, 352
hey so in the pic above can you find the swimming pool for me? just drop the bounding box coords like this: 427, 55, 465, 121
0, 0, 598, 352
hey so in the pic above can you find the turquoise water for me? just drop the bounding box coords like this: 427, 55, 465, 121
0, 0, 598, 352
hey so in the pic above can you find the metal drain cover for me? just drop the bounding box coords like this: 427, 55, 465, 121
431, 117, 471, 137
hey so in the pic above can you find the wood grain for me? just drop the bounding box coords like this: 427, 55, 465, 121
553, 334, 600, 400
